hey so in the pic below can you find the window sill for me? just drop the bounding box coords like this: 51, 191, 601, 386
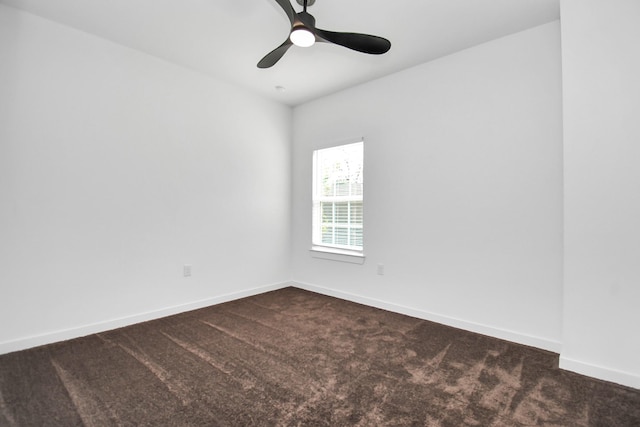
310, 246, 365, 264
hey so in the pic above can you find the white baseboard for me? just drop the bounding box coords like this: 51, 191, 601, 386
292, 281, 562, 353
0, 281, 290, 356
560, 356, 640, 390
6, 281, 637, 390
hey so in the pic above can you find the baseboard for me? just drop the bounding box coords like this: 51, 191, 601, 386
0, 281, 290, 356
559, 356, 640, 390
292, 281, 562, 353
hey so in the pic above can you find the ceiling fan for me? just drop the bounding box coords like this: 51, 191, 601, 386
258, 0, 391, 68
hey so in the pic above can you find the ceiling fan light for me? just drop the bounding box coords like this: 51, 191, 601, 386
290, 28, 315, 47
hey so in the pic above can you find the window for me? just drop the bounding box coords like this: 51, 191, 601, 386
312, 141, 363, 254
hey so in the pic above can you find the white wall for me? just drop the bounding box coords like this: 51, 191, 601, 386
560, 0, 640, 388
0, 5, 292, 353
291, 22, 564, 352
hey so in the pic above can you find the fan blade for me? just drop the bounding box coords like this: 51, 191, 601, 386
274, 0, 296, 25
257, 39, 293, 68
315, 29, 391, 54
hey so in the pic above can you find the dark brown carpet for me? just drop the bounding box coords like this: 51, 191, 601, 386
1, 287, 639, 426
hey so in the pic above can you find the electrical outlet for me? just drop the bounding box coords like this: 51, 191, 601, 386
377, 264, 384, 275
183, 265, 192, 277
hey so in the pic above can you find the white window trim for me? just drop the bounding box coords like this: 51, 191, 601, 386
310, 246, 365, 264
311, 138, 364, 261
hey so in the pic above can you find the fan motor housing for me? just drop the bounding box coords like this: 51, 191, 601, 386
296, 0, 316, 6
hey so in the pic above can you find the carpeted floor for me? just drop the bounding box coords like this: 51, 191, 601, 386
1, 287, 639, 426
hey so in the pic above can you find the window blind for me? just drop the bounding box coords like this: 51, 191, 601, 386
312, 141, 364, 252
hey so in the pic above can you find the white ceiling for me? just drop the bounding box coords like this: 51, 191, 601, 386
0, 0, 560, 106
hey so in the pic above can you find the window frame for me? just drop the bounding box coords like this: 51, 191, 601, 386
311, 139, 364, 262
